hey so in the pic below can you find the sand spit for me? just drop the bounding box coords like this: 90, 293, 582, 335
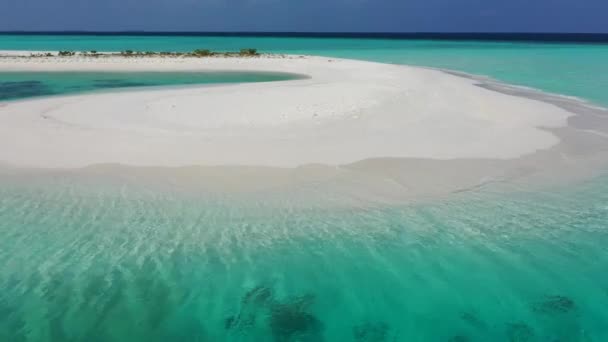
0, 54, 571, 167
0, 53, 607, 200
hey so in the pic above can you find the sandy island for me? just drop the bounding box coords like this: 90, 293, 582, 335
1, 53, 607, 200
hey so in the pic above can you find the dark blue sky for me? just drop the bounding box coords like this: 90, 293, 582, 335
1, 0, 607, 32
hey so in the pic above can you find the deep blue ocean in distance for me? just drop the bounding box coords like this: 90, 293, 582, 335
2, 32, 608, 42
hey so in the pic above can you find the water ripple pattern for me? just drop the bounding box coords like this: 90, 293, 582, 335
1, 174, 608, 341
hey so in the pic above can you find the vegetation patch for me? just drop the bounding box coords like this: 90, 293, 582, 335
26, 48, 263, 59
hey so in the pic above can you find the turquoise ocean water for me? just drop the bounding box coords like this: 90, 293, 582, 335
1, 174, 607, 341
1, 35, 608, 341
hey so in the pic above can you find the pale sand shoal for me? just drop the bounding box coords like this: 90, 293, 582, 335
0, 54, 571, 168
3, 53, 608, 202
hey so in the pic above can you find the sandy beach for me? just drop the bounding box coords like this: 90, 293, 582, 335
1, 52, 607, 199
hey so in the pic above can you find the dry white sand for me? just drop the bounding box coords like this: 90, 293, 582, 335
0, 54, 572, 169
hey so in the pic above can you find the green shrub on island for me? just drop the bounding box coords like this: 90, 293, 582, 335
192, 49, 213, 57
239, 48, 258, 56
47, 49, 263, 58
156, 51, 187, 57
29, 52, 53, 57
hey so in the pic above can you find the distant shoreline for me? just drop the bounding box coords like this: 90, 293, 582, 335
1, 32, 608, 43
0, 48, 269, 59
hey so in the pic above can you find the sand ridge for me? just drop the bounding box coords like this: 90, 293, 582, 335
0, 54, 572, 168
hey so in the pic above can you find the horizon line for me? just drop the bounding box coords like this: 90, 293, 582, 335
1, 31, 608, 42
2, 31, 608, 34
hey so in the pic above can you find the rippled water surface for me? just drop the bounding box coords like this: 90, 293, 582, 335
1, 175, 607, 341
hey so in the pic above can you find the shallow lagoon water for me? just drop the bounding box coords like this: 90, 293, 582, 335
0, 71, 303, 101
1, 174, 608, 341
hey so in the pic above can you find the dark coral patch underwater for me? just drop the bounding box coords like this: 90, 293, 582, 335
353, 321, 390, 342
225, 286, 325, 341
532, 295, 576, 315
0, 80, 55, 100
506, 322, 535, 342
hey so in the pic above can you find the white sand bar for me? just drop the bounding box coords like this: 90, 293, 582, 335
0, 55, 572, 168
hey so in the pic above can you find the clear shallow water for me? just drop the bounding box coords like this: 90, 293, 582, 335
1, 35, 608, 105
0, 71, 302, 101
0, 176, 607, 341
